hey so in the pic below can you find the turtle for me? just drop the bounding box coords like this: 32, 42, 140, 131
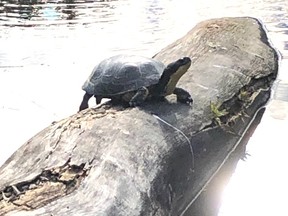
79, 55, 193, 111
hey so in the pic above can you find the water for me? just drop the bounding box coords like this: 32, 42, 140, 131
0, 0, 287, 215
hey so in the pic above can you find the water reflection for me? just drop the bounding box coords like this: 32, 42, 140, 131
182, 108, 266, 216
0, 0, 119, 26
145, 0, 163, 26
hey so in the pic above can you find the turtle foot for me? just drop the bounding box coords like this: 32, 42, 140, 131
79, 104, 88, 112
129, 87, 149, 107
79, 93, 93, 111
174, 87, 193, 105
129, 101, 140, 107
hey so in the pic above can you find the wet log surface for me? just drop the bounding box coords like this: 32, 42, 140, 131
0, 17, 278, 216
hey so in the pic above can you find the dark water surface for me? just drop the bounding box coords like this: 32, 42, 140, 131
0, 0, 288, 215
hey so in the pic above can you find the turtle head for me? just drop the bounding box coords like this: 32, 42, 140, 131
158, 57, 192, 95
166, 57, 192, 76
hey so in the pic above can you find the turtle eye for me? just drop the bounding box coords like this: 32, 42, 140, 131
177, 58, 187, 65
179, 57, 191, 65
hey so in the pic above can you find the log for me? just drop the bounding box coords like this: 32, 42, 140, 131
0, 17, 278, 216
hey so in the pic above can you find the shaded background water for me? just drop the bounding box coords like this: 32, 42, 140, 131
0, 0, 287, 215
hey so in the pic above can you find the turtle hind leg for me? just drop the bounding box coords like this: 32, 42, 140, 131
129, 87, 149, 107
173, 87, 193, 104
79, 92, 93, 111
94, 95, 102, 105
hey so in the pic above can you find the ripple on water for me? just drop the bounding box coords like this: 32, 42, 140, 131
0, 0, 122, 27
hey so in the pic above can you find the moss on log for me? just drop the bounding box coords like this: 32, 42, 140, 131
0, 17, 278, 216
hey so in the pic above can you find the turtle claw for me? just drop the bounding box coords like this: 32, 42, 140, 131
178, 96, 193, 105
186, 97, 193, 105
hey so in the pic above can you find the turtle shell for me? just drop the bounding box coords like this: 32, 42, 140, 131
82, 55, 166, 96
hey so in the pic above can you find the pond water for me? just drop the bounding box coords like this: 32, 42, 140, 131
0, 0, 287, 215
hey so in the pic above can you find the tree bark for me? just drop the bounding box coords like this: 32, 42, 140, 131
0, 17, 278, 216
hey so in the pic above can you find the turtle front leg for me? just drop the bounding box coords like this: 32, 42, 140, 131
173, 87, 193, 104
79, 92, 93, 111
129, 87, 149, 107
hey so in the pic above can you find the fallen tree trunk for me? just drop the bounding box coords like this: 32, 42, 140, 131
0, 17, 278, 216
